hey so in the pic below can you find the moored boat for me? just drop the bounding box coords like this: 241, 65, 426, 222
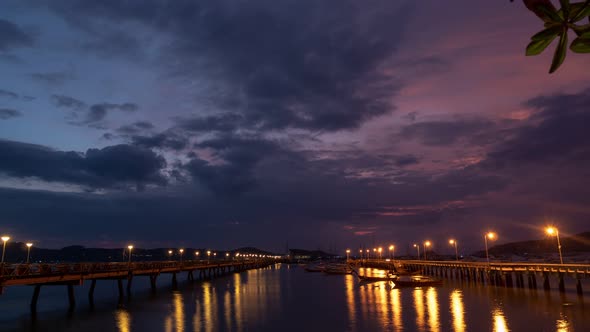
391, 275, 443, 288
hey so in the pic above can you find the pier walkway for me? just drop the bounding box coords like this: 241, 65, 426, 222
0, 259, 275, 313
355, 259, 590, 295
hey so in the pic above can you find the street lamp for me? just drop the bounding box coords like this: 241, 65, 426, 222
389, 245, 395, 260
484, 232, 496, 265
359, 249, 363, 260
168, 250, 173, 260
345, 249, 350, 262
195, 251, 200, 260
366, 249, 370, 259
127, 245, 133, 264
546, 226, 564, 264
179, 249, 184, 263
1, 236, 10, 264
449, 239, 458, 261
424, 241, 431, 260
226, 252, 230, 260
378, 247, 383, 260
413, 243, 420, 260
26, 243, 33, 264
207, 250, 211, 263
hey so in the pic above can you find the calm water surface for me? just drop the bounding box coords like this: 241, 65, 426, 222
0, 264, 588, 331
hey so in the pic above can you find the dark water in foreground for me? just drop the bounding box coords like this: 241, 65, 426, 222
0, 264, 588, 331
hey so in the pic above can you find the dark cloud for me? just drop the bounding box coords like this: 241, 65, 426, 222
0, 19, 34, 50
68, 102, 139, 126
116, 121, 154, 134
80, 29, 144, 60
486, 90, 590, 167
31, 71, 74, 85
394, 155, 419, 167
131, 132, 188, 151
486, 88, 590, 168
176, 113, 242, 133
0, 89, 19, 99
47, 0, 412, 132
0, 108, 22, 119
0, 140, 166, 190
400, 118, 495, 146
51, 94, 86, 110
187, 136, 284, 195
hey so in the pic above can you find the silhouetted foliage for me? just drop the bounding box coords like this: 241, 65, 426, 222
515, 0, 590, 73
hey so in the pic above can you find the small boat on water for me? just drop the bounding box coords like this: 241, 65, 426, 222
323, 264, 353, 275
357, 273, 442, 287
357, 272, 397, 282
391, 275, 443, 288
304, 263, 326, 272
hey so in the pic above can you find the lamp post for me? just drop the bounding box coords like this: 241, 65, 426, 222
1, 236, 9, 264
378, 247, 383, 260
424, 241, 431, 260
226, 252, 230, 260
127, 245, 133, 264
546, 227, 563, 264
413, 243, 420, 260
345, 249, 350, 262
207, 250, 211, 263
195, 251, 200, 261
389, 245, 394, 260
179, 249, 184, 264
359, 249, 363, 260
168, 250, 173, 260
366, 249, 370, 259
484, 232, 496, 265
26, 243, 33, 264
449, 239, 458, 261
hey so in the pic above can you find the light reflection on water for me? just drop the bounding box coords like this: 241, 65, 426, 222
115, 309, 131, 332
426, 287, 440, 332
450, 289, 466, 332
556, 312, 572, 332
414, 287, 426, 331
492, 301, 510, 332
2, 264, 589, 332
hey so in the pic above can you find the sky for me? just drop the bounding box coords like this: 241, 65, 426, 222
0, 0, 589, 254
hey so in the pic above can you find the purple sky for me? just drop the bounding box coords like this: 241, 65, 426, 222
0, 1, 589, 254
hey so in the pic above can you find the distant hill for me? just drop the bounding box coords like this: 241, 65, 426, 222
288, 248, 335, 260
481, 232, 590, 257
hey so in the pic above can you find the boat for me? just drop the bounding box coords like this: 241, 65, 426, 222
390, 275, 443, 288
304, 263, 325, 272
357, 272, 398, 282
323, 264, 353, 275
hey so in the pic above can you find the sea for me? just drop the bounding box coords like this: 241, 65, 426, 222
0, 264, 588, 331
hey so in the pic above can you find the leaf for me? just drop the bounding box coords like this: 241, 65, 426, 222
560, 0, 571, 19
567, 1, 588, 19
537, 3, 565, 22
531, 26, 563, 41
572, 23, 590, 35
549, 29, 568, 73
572, 0, 590, 21
570, 35, 590, 52
526, 35, 559, 56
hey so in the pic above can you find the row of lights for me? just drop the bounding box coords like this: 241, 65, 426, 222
1, 238, 279, 265
1, 236, 34, 264
345, 226, 564, 264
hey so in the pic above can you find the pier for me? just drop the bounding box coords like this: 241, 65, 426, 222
356, 259, 590, 295
0, 259, 276, 313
